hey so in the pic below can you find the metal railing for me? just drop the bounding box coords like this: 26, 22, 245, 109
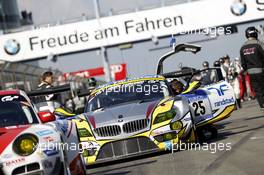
0, 62, 62, 91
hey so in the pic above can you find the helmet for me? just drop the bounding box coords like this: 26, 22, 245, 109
219, 58, 224, 64
245, 26, 258, 39
214, 60, 220, 67
202, 61, 209, 67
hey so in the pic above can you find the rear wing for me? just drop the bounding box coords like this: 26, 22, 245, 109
27, 84, 95, 97
27, 84, 95, 105
156, 43, 201, 75
27, 84, 71, 97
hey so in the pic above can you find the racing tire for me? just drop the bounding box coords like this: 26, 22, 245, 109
197, 124, 218, 143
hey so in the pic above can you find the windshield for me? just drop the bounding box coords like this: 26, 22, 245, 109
86, 80, 169, 112
0, 96, 39, 128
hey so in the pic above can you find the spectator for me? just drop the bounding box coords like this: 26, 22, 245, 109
201, 61, 217, 84
231, 58, 255, 101
213, 60, 224, 81
240, 26, 264, 111
221, 55, 231, 82
229, 62, 242, 108
37, 71, 56, 101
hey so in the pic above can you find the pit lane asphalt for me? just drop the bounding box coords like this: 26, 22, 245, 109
87, 100, 264, 175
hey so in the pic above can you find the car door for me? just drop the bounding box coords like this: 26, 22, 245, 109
203, 81, 236, 124
181, 90, 213, 126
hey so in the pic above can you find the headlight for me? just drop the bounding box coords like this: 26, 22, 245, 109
153, 109, 176, 124
78, 128, 92, 137
154, 132, 177, 142
170, 121, 183, 130
13, 134, 38, 156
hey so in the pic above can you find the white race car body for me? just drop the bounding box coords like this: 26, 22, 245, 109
180, 81, 236, 127
0, 90, 85, 175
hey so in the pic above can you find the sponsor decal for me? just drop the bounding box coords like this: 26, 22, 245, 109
4, 39, 20, 55
36, 130, 53, 136
5, 158, 25, 166
187, 95, 207, 103
43, 136, 54, 142
231, 0, 247, 16
207, 84, 228, 96
243, 47, 256, 55
43, 148, 59, 157
214, 97, 235, 107
195, 114, 213, 123
1, 95, 19, 102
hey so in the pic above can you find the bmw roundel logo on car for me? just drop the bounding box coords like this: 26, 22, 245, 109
4, 39, 20, 55
231, 0, 247, 16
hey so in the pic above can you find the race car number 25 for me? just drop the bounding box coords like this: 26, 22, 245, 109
192, 101, 206, 116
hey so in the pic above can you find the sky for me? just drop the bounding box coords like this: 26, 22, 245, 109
17, 0, 167, 25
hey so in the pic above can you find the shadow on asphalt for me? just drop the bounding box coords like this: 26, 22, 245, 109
209, 124, 264, 143
244, 115, 264, 121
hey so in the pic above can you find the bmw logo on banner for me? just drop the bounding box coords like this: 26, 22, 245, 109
4, 39, 20, 55
231, 0, 247, 16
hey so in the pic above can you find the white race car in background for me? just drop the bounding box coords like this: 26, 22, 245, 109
0, 90, 86, 175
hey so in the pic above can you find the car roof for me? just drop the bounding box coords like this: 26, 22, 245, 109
0, 90, 32, 103
0, 90, 20, 96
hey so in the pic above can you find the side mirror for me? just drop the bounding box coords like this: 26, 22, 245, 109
38, 111, 56, 123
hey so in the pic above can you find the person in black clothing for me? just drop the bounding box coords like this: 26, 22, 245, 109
240, 26, 264, 111
37, 71, 56, 101
38, 71, 54, 88
213, 60, 224, 81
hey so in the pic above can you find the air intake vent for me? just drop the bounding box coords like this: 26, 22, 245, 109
94, 125, 121, 137
123, 119, 149, 133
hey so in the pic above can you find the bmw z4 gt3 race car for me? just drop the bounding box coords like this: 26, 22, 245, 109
74, 75, 235, 165
71, 43, 236, 165
0, 90, 86, 175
